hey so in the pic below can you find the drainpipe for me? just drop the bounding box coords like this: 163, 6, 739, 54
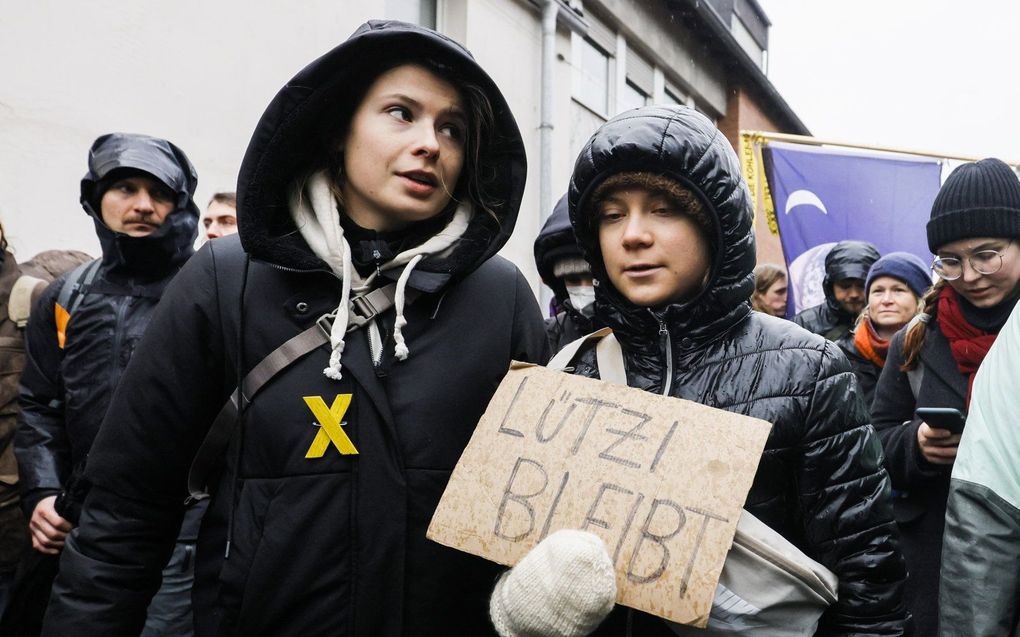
540, 0, 558, 221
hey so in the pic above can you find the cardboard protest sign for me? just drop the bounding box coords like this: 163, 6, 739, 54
427, 362, 772, 627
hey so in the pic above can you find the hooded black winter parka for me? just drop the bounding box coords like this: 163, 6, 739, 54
793, 241, 880, 340
566, 107, 907, 636
42, 21, 546, 637
15, 133, 200, 520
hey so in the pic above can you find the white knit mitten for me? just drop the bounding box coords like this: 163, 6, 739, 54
490, 529, 617, 637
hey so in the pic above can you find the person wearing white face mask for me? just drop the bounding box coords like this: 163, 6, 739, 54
564, 273, 595, 312
535, 194, 603, 351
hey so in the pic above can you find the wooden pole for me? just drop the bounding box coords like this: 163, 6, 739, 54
741, 130, 1020, 168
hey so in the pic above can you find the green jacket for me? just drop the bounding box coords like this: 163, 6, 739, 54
940, 301, 1020, 636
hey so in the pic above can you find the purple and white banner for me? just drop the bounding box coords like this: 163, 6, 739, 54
763, 142, 942, 315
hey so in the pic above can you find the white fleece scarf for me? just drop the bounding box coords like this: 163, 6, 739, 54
289, 170, 472, 380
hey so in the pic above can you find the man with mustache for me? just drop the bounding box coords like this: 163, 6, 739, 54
793, 240, 881, 341
10, 133, 202, 635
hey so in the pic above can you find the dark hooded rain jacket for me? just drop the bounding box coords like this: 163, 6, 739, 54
42, 21, 546, 637
793, 241, 880, 341
15, 133, 200, 523
566, 107, 907, 636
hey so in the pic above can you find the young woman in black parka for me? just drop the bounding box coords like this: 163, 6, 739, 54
41, 21, 547, 637
871, 157, 1020, 637
493, 106, 908, 636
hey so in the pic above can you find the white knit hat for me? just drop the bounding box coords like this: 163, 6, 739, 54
490, 530, 617, 637
553, 256, 592, 279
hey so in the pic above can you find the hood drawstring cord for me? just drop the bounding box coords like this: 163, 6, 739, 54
393, 254, 423, 360
290, 170, 473, 379
323, 242, 353, 381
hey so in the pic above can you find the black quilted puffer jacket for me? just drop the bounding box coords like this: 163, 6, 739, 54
567, 106, 908, 636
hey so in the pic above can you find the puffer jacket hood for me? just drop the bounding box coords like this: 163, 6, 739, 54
534, 194, 581, 303
236, 20, 527, 294
822, 239, 880, 316
80, 132, 199, 274
568, 106, 754, 345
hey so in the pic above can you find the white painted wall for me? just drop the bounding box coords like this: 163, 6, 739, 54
0, 1, 379, 259
0, 0, 568, 295
459, 0, 568, 289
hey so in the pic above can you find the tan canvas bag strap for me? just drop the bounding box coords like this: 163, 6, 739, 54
548, 327, 628, 385
594, 332, 627, 385
547, 327, 613, 371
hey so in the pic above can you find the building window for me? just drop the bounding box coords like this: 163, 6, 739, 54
730, 17, 765, 69
618, 49, 653, 113
619, 80, 649, 112
385, 0, 437, 28
573, 36, 611, 115
661, 85, 686, 106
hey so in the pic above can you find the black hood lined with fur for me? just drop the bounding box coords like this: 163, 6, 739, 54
236, 20, 527, 294
568, 105, 755, 346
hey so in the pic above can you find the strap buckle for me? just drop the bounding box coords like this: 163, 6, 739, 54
316, 312, 336, 338
315, 284, 399, 336
349, 294, 379, 324
347, 288, 392, 332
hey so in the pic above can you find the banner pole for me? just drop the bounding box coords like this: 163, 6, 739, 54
741, 130, 1020, 169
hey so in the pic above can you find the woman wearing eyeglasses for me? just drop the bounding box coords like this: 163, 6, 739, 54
871, 158, 1020, 636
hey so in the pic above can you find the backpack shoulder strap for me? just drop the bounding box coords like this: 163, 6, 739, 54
187, 281, 402, 501
187, 320, 329, 501
9, 275, 47, 328
56, 259, 101, 314
54, 259, 101, 348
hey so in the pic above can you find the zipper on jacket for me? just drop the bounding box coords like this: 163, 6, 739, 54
109, 294, 132, 389
255, 258, 338, 280
658, 319, 673, 396
368, 320, 384, 367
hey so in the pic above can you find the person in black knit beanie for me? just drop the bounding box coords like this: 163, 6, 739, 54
871, 157, 1020, 637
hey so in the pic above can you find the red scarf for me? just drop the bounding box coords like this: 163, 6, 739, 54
853, 318, 889, 368
936, 285, 998, 406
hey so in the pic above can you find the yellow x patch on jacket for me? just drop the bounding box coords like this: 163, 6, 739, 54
304, 394, 359, 458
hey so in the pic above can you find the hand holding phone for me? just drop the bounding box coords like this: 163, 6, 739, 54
915, 408, 965, 466
915, 407, 966, 434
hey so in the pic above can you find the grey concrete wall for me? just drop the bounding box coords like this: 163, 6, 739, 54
586, 0, 729, 116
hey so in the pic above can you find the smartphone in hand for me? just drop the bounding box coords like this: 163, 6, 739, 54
915, 407, 966, 434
